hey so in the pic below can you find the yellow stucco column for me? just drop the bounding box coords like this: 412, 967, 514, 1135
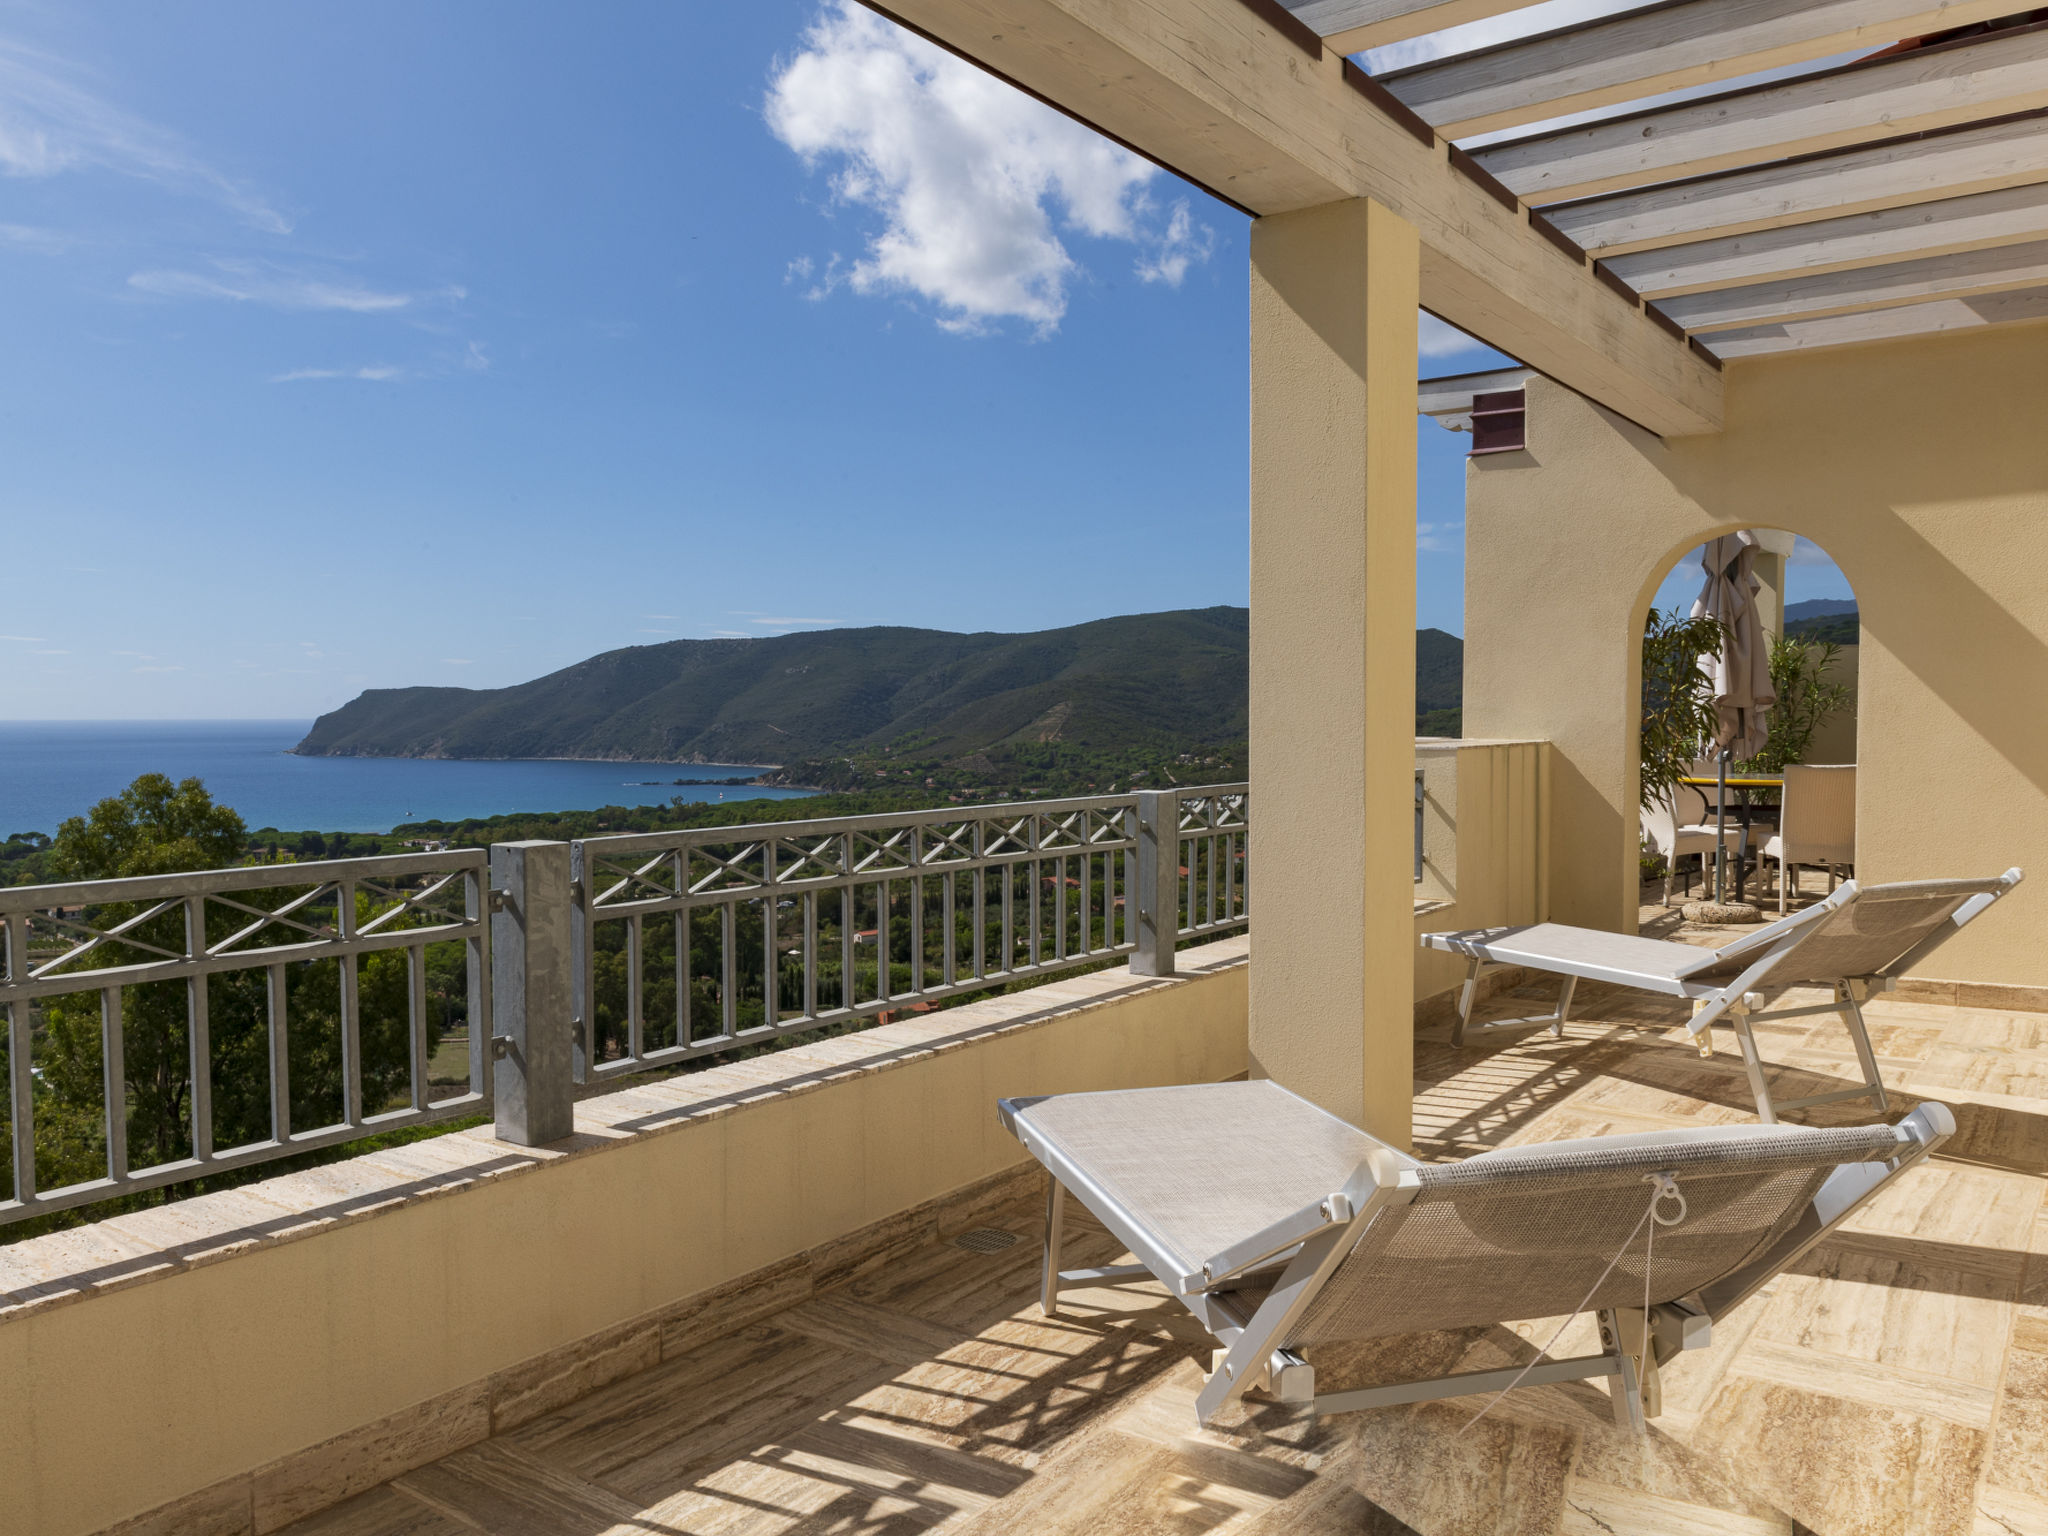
1247, 198, 1420, 1145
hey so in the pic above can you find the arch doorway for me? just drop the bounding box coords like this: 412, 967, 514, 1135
1639, 530, 1859, 915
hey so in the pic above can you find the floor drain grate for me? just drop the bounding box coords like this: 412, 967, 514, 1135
952, 1227, 1021, 1254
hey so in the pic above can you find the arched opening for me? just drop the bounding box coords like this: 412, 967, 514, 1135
1637, 529, 1860, 919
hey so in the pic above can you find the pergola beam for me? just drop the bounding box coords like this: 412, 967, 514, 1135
1382, 0, 2026, 139
1476, 22, 2048, 203
1544, 112, 2048, 255
1663, 236, 2048, 330
1279, 0, 1538, 55
1605, 181, 2048, 298
867, 0, 1723, 435
1703, 282, 2048, 354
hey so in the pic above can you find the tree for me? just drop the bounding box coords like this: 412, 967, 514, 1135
1740, 634, 1852, 776
30, 778, 251, 1177
1640, 610, 1729, 812
18, 775, 446, 1197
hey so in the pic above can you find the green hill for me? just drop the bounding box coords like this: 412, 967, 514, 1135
295, 609, 1469, 765
1785, 607, 1858, 645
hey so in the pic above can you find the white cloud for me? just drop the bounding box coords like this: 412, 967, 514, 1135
0, 221, 67, 254
129, 260, 439, 313
765, 2, 1212, 333
0, 633, 46, 643
739, 614, 844, 628
1417, 520, 1463, 553
1790, 536, 1841, 568
1135, 203, 1214, 288
1419, 312, 1495, 360
0, 38, 288, 232
270, 365, 405, 383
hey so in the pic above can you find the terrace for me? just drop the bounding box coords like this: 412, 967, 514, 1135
7, 0, 2048, 1533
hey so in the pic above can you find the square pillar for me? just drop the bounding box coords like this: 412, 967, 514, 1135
1248, 198, 1420, 1145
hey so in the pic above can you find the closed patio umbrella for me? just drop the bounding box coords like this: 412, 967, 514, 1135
1692, 533, 1777, 900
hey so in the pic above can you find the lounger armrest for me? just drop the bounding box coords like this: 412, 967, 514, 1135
1197, 1146, 1421, 1288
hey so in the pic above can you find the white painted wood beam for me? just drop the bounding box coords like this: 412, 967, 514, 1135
1661, 236, 2048, 330
1544, 111, 2048, 254
1418, 365, 1535, 417
1382, 0, 2024, 138
1278, 0, 1541, 55
866, 0, 1723, 435
1605, 181, 2048, 296
1474, 22, 2048, 202
1701, 283, 2048, 354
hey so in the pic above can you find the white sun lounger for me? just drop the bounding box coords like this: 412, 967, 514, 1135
1421, 871, 2022, 1122
1002, 1080, 1953, 1428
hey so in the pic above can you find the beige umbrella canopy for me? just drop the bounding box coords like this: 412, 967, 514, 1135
1692, 533, 1777, 761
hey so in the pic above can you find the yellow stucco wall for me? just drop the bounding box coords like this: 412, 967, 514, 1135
0, 956, 1247, 1536
1465, 319, 2048, 984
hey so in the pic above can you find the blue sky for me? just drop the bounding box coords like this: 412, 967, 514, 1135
0, 1, 1844, 720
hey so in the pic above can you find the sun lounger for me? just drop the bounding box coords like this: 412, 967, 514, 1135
1001, 1080, 1952, 1429
1421, 871, 2022, 1122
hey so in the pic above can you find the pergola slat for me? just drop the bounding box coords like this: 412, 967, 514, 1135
1474, 22, 2048, 203
1701, 282, 2048, 353
1605, 181, 2048, 297
1662, 236, 2048, 330
1382, 0, 2022, 139
1277, 0, 1540, 54
1543, 111, 2048, 254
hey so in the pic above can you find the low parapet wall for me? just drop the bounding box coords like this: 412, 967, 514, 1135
0, 939, 1249, 1536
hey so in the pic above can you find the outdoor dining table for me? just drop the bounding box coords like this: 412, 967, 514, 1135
1679, 774, 1784, 903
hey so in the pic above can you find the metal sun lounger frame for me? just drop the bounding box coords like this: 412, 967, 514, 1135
1001, 1084, 1956, 1430
1422, 870, 2023, 1123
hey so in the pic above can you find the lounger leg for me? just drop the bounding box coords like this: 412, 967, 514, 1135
1552, 975, 1577, 1039
1778, 858, 1789, 916
1041, 1178, 1067, 1318
1840, 987, 1891, 1115
1731, 1015, 1779, 1124
1452, 958, 1483, 1047
1599, 1309, 1654, 1433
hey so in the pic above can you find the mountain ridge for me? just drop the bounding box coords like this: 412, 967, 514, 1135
296, 608, 1467, 765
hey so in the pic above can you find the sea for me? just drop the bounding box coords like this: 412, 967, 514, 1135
0, 721, 816, 837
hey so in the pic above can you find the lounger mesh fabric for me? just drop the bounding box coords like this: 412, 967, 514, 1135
1690, 878, 2011, 988
1282, 1123, 1903, 1347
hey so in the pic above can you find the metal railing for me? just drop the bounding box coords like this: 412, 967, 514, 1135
1416, 769, 1426, 884
570, 792, 1157, 1084
1172, 785, 1250, 941
0, 785, 1249, 1224
0, 852, 490, 1225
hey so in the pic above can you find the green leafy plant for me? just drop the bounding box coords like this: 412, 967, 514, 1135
1640, 609, 1728, 812
1739, 633, 1852, 776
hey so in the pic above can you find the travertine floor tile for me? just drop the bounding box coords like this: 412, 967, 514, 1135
266, 982, 2048, 1536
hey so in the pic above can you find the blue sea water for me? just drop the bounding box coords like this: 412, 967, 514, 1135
0, 721, 815, 836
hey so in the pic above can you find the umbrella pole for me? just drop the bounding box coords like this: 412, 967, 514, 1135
1716, 749, 1730, 903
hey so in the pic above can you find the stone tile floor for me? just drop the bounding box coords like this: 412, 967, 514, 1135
281, 909, 2048, 1536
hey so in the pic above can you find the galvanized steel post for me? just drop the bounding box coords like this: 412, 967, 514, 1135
1132, 790, 1178, 978
490, 840, 576, 1145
